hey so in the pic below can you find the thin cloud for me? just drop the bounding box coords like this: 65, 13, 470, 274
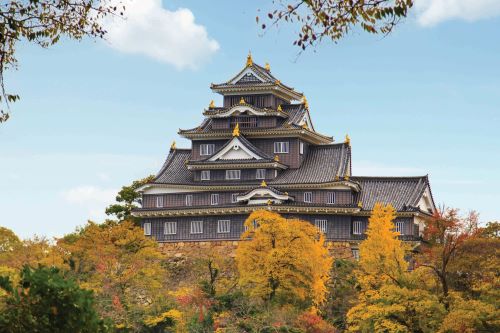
104, 0, 219, 69
415, 0, 500, 26
62, 186, 118, 221
353, 161, 426, 177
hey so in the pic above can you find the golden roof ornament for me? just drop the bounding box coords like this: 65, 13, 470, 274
267, 199, 272, 205
170, 140, 176, 150
345, 134, 351, 146
274, 155, 280, 162
344, 175, 350, 181
261, 180, 267, 187
335, 175, 340, 181
358, 201, 363, 208
265, 62, 271, 71
232, 123, 240, 137
275, 80, 281, 85
246, 51, 253, 67
301, 123, 308, 129
277, 104, 282, 112
239, 97, 245, 104
209, 100, 215, 108
302, 96, 309, 110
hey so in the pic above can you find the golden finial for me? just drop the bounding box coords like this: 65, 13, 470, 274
301, 123, 308, 129
358, 201, 363, 208
261, 180, 267, 187
277, 104, 282, 112
170, 140, 176, 150
265, 62, 271, 71
274, 155, 280, 162
209, 100, 215, 108
345, 134, 351, 145
246, 51, 253, 67
344, 175, 350, 181
335, 175, 340, 181
267, 199, 272, 205
302, 95, 309, 110
239, 97, 245, 104
275, 80, 281, 85
232, 123, 240, 137
284, 191, 288, 196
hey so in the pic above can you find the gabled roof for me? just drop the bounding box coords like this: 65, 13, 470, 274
203, 103, 288, 118
153, 149, 192, 184
206, 134, 273, 161
351, 176, 436, 213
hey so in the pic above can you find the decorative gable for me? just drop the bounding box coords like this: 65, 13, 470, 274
237, 187, 293, 205
230, 67, 267, 85
208, 136, 265, 161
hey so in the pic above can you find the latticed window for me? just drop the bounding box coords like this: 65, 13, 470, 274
226, 170, 241, 180
327, 192, 335, 204
231, 193, 239, 203
230, 116, 257, 128
200, 144, 215, 156
211, 194, 219, 205
156, 196, 164, 208
352, 221, 362, 235
304, 192, 312, 203
143, 222, 151, 236
190, 221, 203, 234
299, 141, 304, 154
185, 194, 193, 206
201, 170, 210, 180
244, 219, 259, 231
274, 141, 289, 153
395, 221, 405, 235
217, 220, 231, 233
352, 249, 360, 261
315, 219, 328, 233
256, 169, 266, 179
164, 222, 177, 235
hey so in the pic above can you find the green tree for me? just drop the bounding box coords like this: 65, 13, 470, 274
0, 265, 110, 333
0, 0, 123, 123
105, 175, 154, 223
262, 0, 413, 50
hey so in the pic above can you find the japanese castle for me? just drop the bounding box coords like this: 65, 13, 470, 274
133, 54, 436, 247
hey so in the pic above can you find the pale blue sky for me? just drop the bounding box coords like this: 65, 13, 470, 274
1, 0, 499, 238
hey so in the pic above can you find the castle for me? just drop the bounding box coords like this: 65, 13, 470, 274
133, 54, 435, 256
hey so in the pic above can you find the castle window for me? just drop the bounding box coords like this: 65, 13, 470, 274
245, 219, 259, 231
231, 193, 239, 203
201, 170, 210, 180
156, 196, 164, 208
304, 192, 312, 203
299, 142, 304, 155
211, 194, 219, 205
226, 170, 241, 180
143, 222, 151, 236
200, 144, 215, 156
190, 221, 203, 234
274, 141, 289, 154
353, 221, 362, 235
352, 249, 360, 261
256, 169, 266, 179
327, 192, 335, 204
185, 195, 193, 206
217, 220, 231, 233
395, 221, 405, 235
315, 219, 328, 233
164, 222, 177, 235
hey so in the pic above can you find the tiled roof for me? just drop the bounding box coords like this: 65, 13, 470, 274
270, 143, 351, 184
351, 176, 432, 211
197, 134, 273, 162
154, 149, 192, 184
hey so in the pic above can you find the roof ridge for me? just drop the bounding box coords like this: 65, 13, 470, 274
351, 175, 428, 180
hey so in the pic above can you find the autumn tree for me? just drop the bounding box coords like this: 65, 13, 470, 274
261, 0, 413, 50
105, 175, 154, 223
235, 210, 332, 308
57, 220, 169, 331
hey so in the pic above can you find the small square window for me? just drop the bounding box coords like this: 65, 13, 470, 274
244, 219, 259, 231
226, 170, 241, 180
217, 220, 231, 233
256, 169, 266, 180
231, 193, 239, 203
164, 222, 177, 235
201, 170, 210, 181
353, 221, 362, 235
315, 219, 328, 233
143, 222, 151, 236
327, 192, 335, 204
190, 221, 203, 234
304, 192, 312, 203
274, 141, 289, 154
156, 196, 164, 208
200, 144, 215, 156
211, 194, 219, 205
185, 194, 193, 206
395, 221, 405, 235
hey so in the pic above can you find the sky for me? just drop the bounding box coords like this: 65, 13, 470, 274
1, 0, 499, 239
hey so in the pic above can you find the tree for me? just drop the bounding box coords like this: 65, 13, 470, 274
105, 175, 154, 223
57, 220, 169, 331
261, 0, 413, 50
0, 0, 124, 123
0, 265, 110, 333
235, 210, 332, 308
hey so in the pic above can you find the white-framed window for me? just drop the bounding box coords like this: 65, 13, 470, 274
352, 249, 360, 261
156, 196, 164, 208
226, 170, 241, 180
304, 192, 312, 203
217, 220, 231, 233
256, 169, 266, 179
315, 219, 328, 233
200, 144, 215, 156
143, 222, 151, 236
327, 192, 335, 204
353, 221, 362, 235
299, 141, 304, 155
274, 141, 289, 154
211, 193, 219, 205
245, 219, 259, 231
201, 170, 210, 181
164, 222, 177, 235
395, 221, 405, 235
190, 221, 203, 234
185, 194, 193, 206
231, 193, 239, 203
